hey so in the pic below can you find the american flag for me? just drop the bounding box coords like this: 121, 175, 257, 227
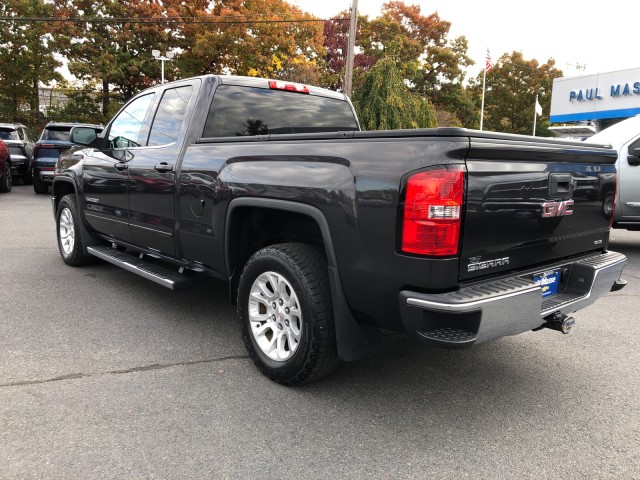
485, 49, 493, 72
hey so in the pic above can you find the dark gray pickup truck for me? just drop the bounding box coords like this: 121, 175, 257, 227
52, 75, 627, 385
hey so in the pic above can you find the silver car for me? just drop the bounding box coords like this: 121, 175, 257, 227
587, 115, 640, 230
0, 123, 34, 185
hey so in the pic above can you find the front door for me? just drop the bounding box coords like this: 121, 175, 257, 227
619, 136, 640, 220
82, 93, 156, 243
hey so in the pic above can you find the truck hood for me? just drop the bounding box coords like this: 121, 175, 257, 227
587, 115, 640, 148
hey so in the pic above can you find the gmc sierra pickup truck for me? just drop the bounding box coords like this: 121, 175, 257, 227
52, 75, 627, 385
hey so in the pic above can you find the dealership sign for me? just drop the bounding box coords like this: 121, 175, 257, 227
550, 67, 640, 123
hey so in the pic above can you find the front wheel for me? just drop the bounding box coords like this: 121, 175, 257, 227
56, 194, 97, 266
237, 243, 339, 385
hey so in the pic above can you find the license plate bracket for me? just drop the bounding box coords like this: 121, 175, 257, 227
533, 270, 561, 298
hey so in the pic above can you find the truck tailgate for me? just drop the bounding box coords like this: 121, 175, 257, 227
460, 137, 617, 281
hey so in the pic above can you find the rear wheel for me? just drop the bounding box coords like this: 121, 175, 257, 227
33, 173, 48, 194
22, 164, 33, 185
237, 243, 339, 385
0, 162, 11, 193
56, 194, 97, 266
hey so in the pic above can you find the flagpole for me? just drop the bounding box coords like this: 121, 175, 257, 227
533, 94, 538, 136
480, 49, 491, 131
480, 66, 486, 131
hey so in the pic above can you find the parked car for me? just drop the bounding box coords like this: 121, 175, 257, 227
33, 122, 103, 194
0, 139, 11, 193
0, 123, 34, 184
586, 115, 640, 229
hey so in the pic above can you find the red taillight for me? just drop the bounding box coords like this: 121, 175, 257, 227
401, 166, 465, 256
268, 80, 310, 94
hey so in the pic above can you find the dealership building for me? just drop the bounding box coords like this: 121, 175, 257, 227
549, 66, 640, 138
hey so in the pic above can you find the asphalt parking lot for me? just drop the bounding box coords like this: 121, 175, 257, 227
1, 184, 639, 479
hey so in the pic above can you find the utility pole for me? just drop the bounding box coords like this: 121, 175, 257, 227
344, 0, 358, 98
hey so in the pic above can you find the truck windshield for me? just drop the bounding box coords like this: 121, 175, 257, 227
202, 85, 358, 137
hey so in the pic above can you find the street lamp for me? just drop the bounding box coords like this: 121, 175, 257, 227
152, 50, 175, 84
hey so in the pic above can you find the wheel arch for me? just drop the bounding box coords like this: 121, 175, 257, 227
225, 198, 338, 278
52, 177, 77, 213
225, 198, 381, 362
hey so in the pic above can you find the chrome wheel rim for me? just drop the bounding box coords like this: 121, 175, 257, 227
59, 207, 75, 255
603, 195, 614, 217
248, 271, 302, 362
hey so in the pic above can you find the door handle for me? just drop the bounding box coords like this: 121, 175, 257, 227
114, 162, 128, 171
154, 162, 173, 173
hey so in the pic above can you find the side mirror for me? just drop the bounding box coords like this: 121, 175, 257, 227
69, 126, 102, 146
627, 146, 640, 166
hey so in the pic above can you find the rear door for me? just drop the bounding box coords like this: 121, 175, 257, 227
459, 137, 617, 281
19, 126, 34, 160
128, 80, 199, 256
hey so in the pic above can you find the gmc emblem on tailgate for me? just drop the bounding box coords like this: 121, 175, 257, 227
542, 200, 574, 217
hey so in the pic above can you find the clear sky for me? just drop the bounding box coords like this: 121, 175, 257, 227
292, 0, 640, 79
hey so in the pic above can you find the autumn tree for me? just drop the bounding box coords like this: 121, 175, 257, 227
169, 0, 326, 83
0, 0, 62, 122
471, 51, 563, 135
352, 57, 436, 130
321, 13, 376, 91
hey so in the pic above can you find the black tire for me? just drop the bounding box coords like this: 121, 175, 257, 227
22, 163, 33, 185
237, 243, 339, 385
0, 161, 11, 193
56, 194, 97, 266
33, 173, 48, 194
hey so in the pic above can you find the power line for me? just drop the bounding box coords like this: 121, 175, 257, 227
0, 15, 349, 25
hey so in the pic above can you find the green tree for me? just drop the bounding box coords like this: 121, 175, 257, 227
0, 0, 62, 122
45, 81, 113, 125
357, 2, 473, 125
54, 0, 170, 118
472, 51, 562, 135
352, 57, 436, 130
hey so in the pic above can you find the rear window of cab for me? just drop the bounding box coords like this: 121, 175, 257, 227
202, 85, 358, 138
